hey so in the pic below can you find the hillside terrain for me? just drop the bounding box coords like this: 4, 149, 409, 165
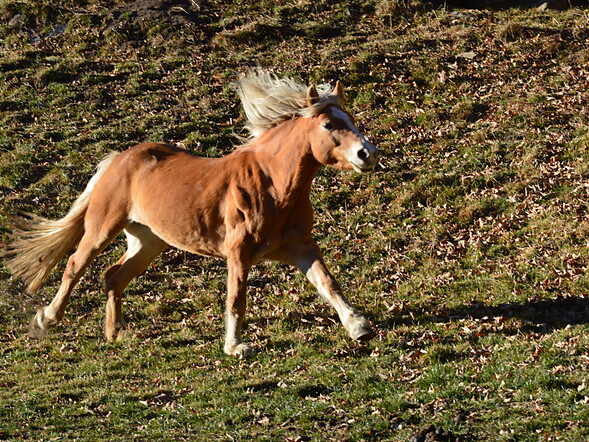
1, 0, 589, 440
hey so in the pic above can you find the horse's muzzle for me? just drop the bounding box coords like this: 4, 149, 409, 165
350, 142, 378, 172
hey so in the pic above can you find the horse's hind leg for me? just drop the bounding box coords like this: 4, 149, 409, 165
31, 217, 127, 337
104, 222, 166, 341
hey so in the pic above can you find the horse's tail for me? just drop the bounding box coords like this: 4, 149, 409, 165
4, 152, 120, 294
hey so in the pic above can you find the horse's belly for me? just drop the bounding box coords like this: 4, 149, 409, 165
129, 201, 228, 259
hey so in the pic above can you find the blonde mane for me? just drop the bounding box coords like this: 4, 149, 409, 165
235, 70, 339, 140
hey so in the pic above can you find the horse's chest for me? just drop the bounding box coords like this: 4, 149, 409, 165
250, 200, 312, 247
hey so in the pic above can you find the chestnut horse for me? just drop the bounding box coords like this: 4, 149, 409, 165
5, 70, 378, 357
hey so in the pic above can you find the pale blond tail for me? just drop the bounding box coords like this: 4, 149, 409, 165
4, 152, 120, 294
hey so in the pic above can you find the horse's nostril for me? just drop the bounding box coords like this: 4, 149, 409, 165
358, 149, 369, 161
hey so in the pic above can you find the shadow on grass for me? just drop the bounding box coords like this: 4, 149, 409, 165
385, 295, 589, 334
443, 295, 589, 331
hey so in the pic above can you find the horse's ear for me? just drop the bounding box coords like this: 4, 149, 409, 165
306, 84, 319, 106
334, 81, 346, 105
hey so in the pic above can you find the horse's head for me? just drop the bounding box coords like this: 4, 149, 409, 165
306, 82, 378, 173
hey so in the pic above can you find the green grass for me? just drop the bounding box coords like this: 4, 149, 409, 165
2, 0, 589, 439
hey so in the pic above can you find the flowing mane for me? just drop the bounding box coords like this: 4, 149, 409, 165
236, 70, 340, 140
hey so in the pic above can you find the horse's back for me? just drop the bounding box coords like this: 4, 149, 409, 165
97, 143, 230, 255
122, 142, 199, 169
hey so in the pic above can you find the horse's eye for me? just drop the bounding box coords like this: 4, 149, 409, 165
323, 122, 333, 131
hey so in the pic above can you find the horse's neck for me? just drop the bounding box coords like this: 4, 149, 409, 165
253, 118, 320, 205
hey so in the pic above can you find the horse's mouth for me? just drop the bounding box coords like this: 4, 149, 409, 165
350, 162, 376, 173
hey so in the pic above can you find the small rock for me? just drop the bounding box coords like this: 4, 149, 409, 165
454, 413, 467, 423
536, 0, 569, 10
152, 392, 174, 404
8, 13, 23, 27
457, 51, 477, 60
409, 425, 436, 442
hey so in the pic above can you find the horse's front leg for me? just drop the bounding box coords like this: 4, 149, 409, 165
224, 252, 255, 357
282, 242, 376, 342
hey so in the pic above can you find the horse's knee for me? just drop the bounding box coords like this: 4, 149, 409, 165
105, 263, 122, 281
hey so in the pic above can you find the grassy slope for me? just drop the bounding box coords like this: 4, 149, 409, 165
1, 0, 589, 439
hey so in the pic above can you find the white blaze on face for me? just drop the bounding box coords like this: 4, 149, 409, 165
330, 108, 378, 172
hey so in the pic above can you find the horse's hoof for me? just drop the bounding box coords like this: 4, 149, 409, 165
225, 343, 257, 358
104, 322, 125, 343
354, 327, 376, 341
28, 308, 49, 338
350, 323, 376, 342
